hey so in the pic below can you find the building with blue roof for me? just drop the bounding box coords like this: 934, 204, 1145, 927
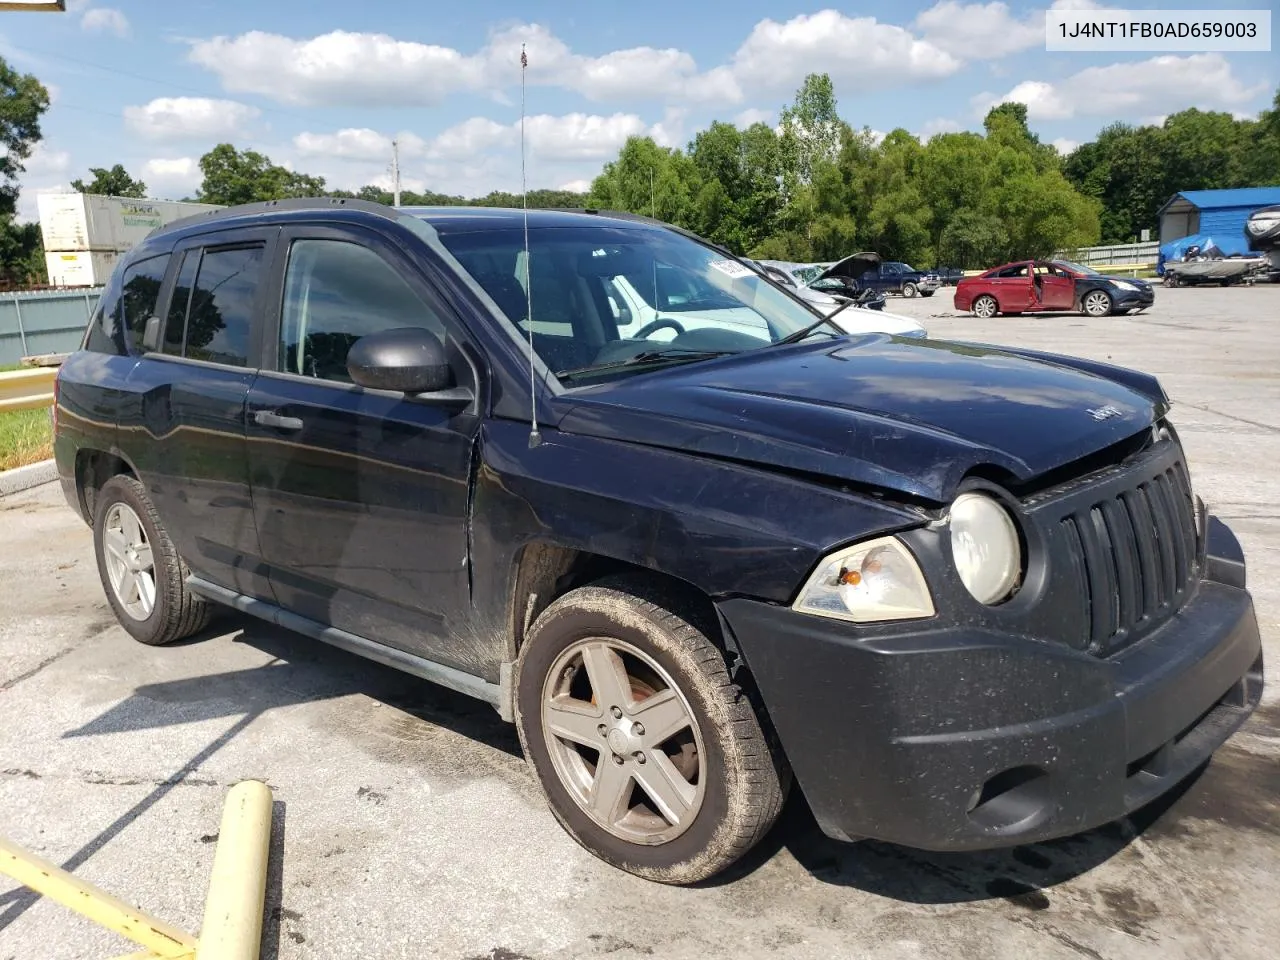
1158, 188, 1280, 244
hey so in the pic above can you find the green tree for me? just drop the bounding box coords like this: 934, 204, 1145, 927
71, 164, 147, 197
197, 144, 326, 205
0, 56, 51, 285
587, 136, 699, 228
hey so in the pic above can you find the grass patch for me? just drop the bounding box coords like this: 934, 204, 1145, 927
0, 407, 53, 471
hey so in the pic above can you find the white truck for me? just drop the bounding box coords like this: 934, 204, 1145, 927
37, 193, 222, 287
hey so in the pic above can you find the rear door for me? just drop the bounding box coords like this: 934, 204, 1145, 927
245, 224, 484, 671
989, 262, 1036, 312
120, 227, 276, 598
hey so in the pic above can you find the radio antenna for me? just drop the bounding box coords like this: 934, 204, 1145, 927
520, 42, 541, 449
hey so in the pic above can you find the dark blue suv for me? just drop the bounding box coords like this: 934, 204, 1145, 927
54, 198, 1263, 883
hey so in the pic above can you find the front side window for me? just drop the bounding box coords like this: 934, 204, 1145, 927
279, 239, 444, 382
436, 223, 833, 383
184, 245, 263, 367
120, 254, 170, 354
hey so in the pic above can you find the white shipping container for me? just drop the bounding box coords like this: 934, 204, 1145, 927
37, 193, 222, 253
45, 250, 121, 287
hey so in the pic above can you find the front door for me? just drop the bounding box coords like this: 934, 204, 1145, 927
1037, 263, 1077, 310
120, 229, 276, 599
245, 225, 484, 672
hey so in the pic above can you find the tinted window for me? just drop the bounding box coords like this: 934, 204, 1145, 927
279, 239, 443, 382
163, 251, 198, 355
994, 264, 1029, 279
120, 254, 170, 354
184, 245, 263, 367
82, 271, 123, 355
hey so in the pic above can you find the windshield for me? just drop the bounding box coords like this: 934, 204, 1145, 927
792, 264, 826, 284
1054, 259, 1101, 276
434, 223, 838, 383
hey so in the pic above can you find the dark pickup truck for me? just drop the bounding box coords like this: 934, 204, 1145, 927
54, 199, 1262, 884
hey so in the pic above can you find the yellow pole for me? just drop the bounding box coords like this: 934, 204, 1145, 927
0, 836, 197, 957
195, 780, 273, 960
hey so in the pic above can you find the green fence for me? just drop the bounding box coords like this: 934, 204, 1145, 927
0, 288, 101, 366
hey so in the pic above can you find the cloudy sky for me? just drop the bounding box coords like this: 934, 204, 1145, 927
2, 0, 1275, 217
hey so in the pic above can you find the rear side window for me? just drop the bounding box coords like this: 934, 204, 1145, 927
120, 254, 170, 354
82, 272, 123, 355
172, 245, 264, 367
278, 239, 444, 382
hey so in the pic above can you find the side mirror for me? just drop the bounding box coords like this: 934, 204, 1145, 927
347, 327, 452, 394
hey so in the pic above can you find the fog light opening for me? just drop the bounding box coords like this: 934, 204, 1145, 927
966, 766, 1052, 832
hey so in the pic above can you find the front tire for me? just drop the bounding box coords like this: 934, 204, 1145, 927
902, 282, 918, 298
515, 576, 787, 884
972, 294, 998, 319
93, 475, 212, 646
920, 290, 935, 298
1082, 289, 1113, 317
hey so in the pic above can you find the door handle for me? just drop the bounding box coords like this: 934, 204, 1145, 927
253, 410, 304, 431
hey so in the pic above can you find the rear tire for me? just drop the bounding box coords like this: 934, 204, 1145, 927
515, 575, 787, 884
93, 475, 213, 646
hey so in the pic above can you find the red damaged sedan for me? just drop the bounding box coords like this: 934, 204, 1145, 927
955, 260, 1155, 319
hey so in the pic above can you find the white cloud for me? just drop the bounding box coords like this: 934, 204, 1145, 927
1052, 137, 1080, 154
188, 13, 962, 110
918, 117, 963, 138
124, 97, 261, 141
426, 112, 650, 163
974, 54, 1266, 121
80, 7, 129, 38
734, 108, 774, 128
916, 1, 1120, 60
142, 157, 201, 198
293, 128, 427, 163
23, 142, 71, 176
914, 2, 1041, 59
560, 179, 592, 193
726, 11, 960, 98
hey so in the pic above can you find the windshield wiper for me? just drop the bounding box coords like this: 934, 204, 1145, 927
557, 348, 738, 381
773, 298, 856, 346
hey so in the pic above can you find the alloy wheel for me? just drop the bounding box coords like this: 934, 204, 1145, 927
541, 637, 707, 845
1083, 291, 1112, 316
973, 296, 997, 319
102, 502, 156, 620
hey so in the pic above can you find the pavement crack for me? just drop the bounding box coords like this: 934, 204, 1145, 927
1176, 402, 1280, 435
0, 647, 74, 693
1026, 922, 1111, 960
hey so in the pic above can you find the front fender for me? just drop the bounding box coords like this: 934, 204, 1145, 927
466, 419, 926, 658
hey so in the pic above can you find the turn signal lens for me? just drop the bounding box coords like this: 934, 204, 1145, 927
793, 536, 934, 624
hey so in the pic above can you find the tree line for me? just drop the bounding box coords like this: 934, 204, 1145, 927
2, 53, 1278, 286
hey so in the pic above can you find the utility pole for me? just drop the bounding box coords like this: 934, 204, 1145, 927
391, 139, 401, 208
650, 167, 655, 219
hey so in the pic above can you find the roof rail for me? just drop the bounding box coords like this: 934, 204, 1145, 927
161, 196, 398, 234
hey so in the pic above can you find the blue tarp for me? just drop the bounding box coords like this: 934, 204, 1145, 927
1157, 233, 1254, 275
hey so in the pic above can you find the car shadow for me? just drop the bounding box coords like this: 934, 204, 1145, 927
62, 612, 521, 759
704, 769, 1205, 903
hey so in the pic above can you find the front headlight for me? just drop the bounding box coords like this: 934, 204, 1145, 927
793, 536, 934, 623
950, 493, 1021, 604
1110, 280, 1138, 292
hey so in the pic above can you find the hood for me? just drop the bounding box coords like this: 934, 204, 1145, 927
828, 306, 925, 338
814, 252, 881, 283
555, 336, 1166, 503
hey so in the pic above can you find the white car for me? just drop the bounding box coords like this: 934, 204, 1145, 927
752, 259, 927, 338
